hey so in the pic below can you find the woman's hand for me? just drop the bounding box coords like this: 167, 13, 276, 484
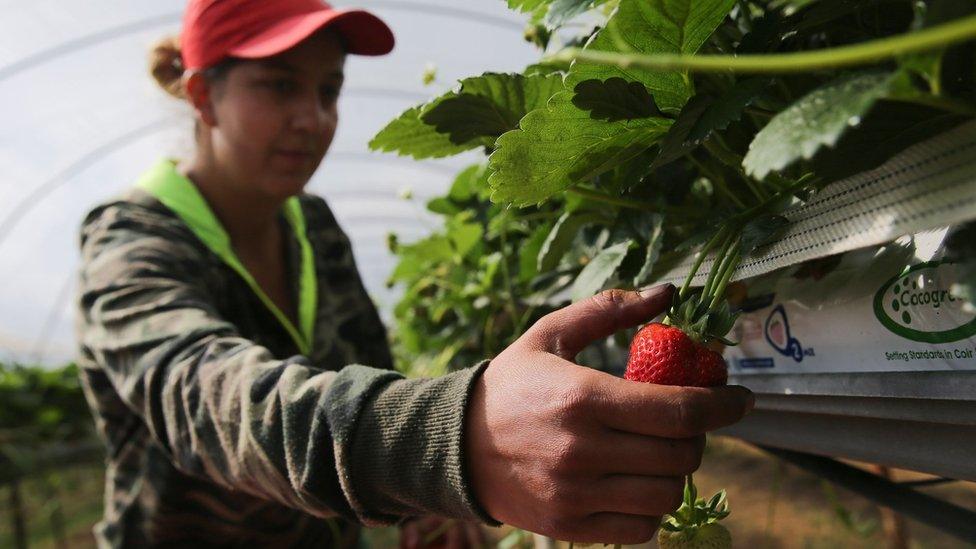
399, 516, 486, 548
465, 285, 754, 545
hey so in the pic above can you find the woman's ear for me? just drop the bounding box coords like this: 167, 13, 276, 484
183, 71, 217, 127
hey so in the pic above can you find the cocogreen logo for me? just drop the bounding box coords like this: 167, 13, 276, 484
873, 261, 976, 343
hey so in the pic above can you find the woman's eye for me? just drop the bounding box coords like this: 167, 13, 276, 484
320, 85, 340, 102
265, 78, 297, 95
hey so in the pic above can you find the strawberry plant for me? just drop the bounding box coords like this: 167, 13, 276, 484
373, 0, 976, 544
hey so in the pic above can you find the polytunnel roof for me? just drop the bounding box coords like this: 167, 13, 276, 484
0, 0, 540, 365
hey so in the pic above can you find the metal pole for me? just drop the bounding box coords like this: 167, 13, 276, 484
759, 446, 976, 544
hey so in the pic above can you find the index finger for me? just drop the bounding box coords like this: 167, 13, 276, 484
592, 376, 755, 438
525, 284, 674, 360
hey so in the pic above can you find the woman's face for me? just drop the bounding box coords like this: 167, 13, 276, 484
208, 30, 346, 200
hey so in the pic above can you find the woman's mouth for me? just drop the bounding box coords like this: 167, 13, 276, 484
273, 149, 316, 170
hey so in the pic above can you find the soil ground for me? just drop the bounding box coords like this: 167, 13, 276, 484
2, 436, 973, 548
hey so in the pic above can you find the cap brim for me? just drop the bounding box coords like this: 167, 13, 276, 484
227, 8, 394, 59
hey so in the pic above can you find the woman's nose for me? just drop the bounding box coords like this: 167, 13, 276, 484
290, 94, 333, 133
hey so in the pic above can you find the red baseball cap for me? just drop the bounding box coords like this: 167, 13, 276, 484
181, 0, 395, 71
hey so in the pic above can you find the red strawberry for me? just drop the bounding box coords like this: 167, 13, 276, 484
694, 345, 728, 387
625, 323, 727, 387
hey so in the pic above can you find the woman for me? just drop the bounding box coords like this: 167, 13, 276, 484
76, 0, 754, 547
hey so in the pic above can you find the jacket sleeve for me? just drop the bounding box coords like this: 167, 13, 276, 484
76, 201, 496, 526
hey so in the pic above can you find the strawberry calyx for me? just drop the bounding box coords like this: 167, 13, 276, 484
664, 291, 739, 347
660, 476, 731, 541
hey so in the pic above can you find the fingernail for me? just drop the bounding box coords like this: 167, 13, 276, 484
637, 283, 674, 298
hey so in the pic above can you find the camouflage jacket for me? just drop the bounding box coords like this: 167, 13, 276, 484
75, 159, 493, 548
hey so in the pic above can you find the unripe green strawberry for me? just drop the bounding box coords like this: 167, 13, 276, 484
658, 522, 731, 549
658, 483, 732, 549
625, 323, 727, 387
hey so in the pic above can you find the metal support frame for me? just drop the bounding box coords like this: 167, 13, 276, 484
758, 446, 976, 544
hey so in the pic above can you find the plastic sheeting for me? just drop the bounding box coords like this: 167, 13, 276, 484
0, 1, 539, 364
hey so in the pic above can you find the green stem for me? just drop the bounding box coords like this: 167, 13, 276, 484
548, 14, 976, 73
702, 138, 769, 203
498, 223, 522, 333
710, 244, 742, 309
688, 155, 748, 209
568, 186, 658, 211
701, 231, 736, 303
679, 226, 729, 299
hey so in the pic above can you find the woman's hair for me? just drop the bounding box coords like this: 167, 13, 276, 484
149, 36, 241, 100
149, 36, 187, 99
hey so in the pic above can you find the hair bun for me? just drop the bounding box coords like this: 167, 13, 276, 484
149, 36, 185, 99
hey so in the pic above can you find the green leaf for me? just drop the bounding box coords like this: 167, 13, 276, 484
509, 0, 606, 27
808, 101, 969, 182
422, 94, 522, 145
508, 0, 547, 13
571, 240, 633, 301
447, 216, 484, 258
369, 101, 482, 159
422, 73, 565, 145
448, 164, 486, 201
538, 211, 607, 272
652, 94, 712, 168
520, 223, 554, 282
740, 214, 790, 254
566, 0, 737, 113
545, 0, 596, 27
634, 214, 665, 286
488, 91, 672, 206
571, 77, 663, 121
370, 73, 564, 159
689, 77, 770, 143
743, 71, 896, 179
426, 197, 460, 215
391, 236, 454, 281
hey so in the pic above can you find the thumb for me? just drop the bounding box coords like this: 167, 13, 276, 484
526, 284, 674, 360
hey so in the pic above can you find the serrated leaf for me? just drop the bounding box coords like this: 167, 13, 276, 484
635, 215, 665, 285
566, 0, 738, 113
508, 0, 547, 12
572, 77, 663, 121
421, 72, 566, 146
524, 61, 567, 77
538, 212, 607, 272
653, 94, 712, 168
743, 71, 896, 179
369, 101, 483, 159
741, 214, 790, 254
571, 240, 632, 301
809, 101, 969, 182
422, 94, 521, 145
370, 73, 564, 159
488, 91, 672, 206
545, 0, 596, 27
689, 77, 770, 143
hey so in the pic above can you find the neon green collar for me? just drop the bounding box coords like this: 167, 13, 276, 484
137, 159, 317, 355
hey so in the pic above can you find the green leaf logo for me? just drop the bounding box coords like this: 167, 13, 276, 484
873, 261, 976, 343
